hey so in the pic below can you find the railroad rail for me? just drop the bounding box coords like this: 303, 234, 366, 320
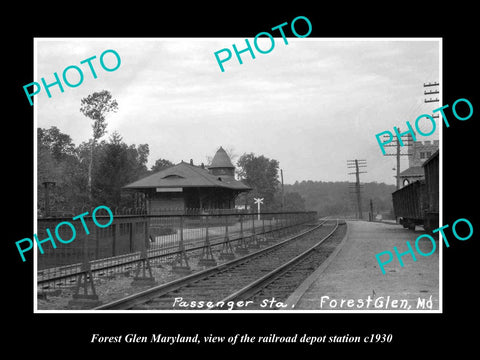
94, 218, 346, 310
37, 217, 310, 289
218, 219, 344, 309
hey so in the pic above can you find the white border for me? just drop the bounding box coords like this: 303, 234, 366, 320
33, 38, 39, 311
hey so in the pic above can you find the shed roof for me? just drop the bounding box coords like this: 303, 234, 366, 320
399, 166, 424, 177
422, 149, 439, 167
123, 161, 250, 191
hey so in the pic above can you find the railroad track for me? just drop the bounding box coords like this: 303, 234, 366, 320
95, 218, 346, 310
37, 221, 308, 289
224, 220, 346, 309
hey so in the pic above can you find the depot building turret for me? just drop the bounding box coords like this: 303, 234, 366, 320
123, 147, 251, 214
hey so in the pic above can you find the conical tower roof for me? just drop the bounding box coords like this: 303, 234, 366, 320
208, 146, 234, 169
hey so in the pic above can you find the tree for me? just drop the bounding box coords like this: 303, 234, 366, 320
236, 153, 280, 210
38, 126, 75, 161
80, 90, 118, 203
93, 132, 150, 208
283, 180, 396, 217
38, 126, 88, 214
136, 144, 150, 170
283, 192, 306, 211
127, 143, 150, 181
151, 158, 174, 173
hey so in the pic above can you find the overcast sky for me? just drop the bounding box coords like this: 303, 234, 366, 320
35, 38, 440, 185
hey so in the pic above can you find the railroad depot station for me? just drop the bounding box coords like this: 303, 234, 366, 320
124, 147, 251, 213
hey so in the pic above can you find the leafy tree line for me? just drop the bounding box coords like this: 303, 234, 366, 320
233, 154, 396, 217
38, 127, 307, 215
283, 180, 396, 218
42, 90, 397, 216
38, 130, 306, 215
38, 122, 393, 217
38, 126, 172, 214
39, 112, 395, 218
234, 153, 306, 212
37, 90, 175, 216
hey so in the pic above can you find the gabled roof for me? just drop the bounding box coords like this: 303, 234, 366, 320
423, 149, 439, 167
123, 162, 250, 191
399, 166, 424, 177
208, 146, 234, 169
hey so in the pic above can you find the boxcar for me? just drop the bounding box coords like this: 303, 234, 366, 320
422, 150, 439, 232
392, 150, 439, 232
392, 180, 427, 230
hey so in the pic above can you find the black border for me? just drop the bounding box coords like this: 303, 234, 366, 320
7, 5, 479, 354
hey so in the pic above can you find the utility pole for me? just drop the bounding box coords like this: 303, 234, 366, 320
423, 81, 440, 129
280, 169, 285, 210
347, 159, 367, 220
381, 128, 413, 190
423, 82, 439, 103
369, 199, 374, 222
424, 81, 440, 125
383, 81, 440, 190
385, 82, 440, 188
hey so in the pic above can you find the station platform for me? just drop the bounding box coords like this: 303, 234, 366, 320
285, 220, 440, 311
